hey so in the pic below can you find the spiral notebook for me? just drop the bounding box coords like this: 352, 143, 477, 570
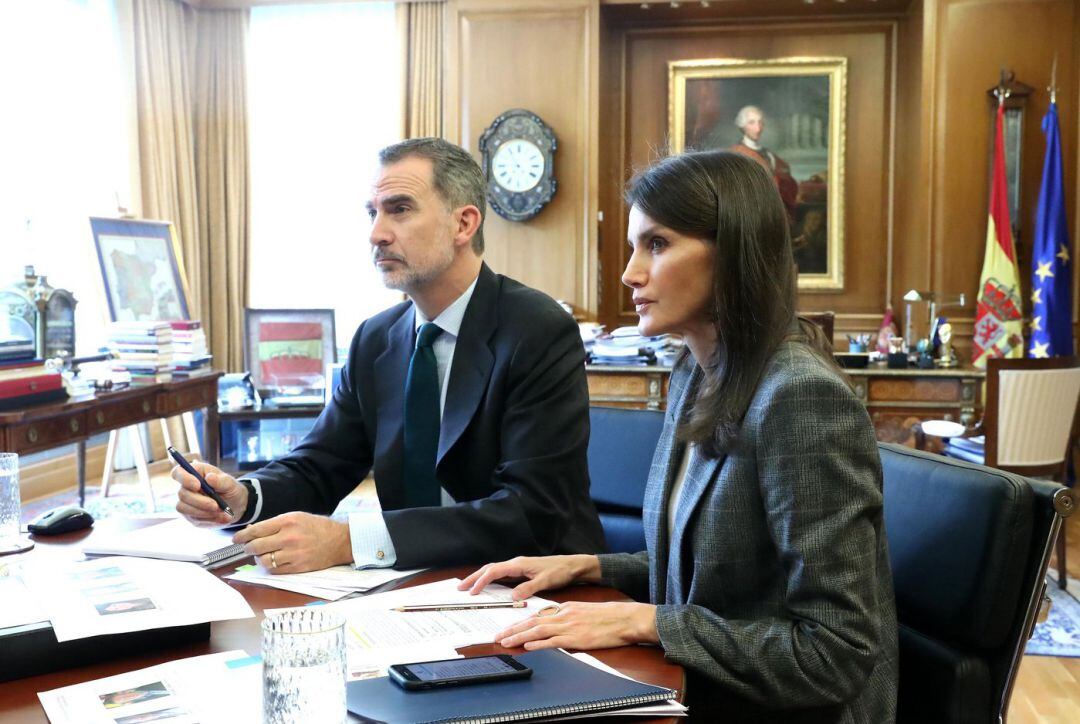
82, 518, 248, 569
345, 648, 679, 723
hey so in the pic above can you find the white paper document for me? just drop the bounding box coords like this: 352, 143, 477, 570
225, 562, 425, 600
38, 649, 261, 724
81, 518, 247, 568
266, 577, 555, 679
0, 568, 48, 629
21, 556, 254, 642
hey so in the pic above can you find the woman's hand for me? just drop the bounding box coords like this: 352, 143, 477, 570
495, 601, 659, 651
457, 554, 601, 600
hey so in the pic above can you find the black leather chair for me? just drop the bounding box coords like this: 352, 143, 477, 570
880, 442, 1074, 723
587, 406, 665, 554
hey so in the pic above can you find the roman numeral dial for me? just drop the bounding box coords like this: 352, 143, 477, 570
491, 139, 545, 193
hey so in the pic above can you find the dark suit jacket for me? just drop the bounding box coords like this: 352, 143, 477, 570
247, 264, 605, 567
599, 341, 898, 722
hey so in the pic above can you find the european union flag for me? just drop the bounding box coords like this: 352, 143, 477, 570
1029, 101, 1073, 358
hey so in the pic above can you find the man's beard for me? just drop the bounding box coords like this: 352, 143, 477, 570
374, 244, 455, 294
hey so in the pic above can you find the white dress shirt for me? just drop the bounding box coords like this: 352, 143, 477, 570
235, 277, 480, 569
347, 276, 479, 567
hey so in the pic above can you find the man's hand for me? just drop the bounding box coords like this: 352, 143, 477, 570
231, 512, 353, 574
494, 601, 659, 651
173, 462, 247, 527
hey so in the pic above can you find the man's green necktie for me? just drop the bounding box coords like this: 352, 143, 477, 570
403, 322, 443, 507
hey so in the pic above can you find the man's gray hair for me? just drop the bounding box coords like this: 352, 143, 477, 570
734, 105, 763, 131
378, 138, 486, 254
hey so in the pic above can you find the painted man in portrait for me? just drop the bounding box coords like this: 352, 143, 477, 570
728, 105, 799, 222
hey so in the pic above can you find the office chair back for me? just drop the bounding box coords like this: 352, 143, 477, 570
587, 406, 665, 553
880, 442, 1073, 723
989, 357, 1080, 469
798, 311, 835, 347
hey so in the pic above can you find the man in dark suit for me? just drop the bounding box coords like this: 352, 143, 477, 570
174, 138, 604, 572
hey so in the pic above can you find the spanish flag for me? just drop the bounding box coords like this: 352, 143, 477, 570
972, 103, 1024, 367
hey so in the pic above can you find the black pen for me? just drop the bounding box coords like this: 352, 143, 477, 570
166, 446, 234, 517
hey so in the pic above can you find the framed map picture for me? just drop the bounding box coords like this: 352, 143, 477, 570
90, 217, 191, 321
669, 57, 847, 291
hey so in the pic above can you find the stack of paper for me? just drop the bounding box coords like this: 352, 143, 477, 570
38, 650, 261, 724
589, 326, 683, 367
20, 556, 254, 642
266, 577, 556, 680
37, 648, 685, 722
225, 563, 425, 600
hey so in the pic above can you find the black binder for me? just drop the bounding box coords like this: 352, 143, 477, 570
346, 648, 678, 723
0, 620, 210, 683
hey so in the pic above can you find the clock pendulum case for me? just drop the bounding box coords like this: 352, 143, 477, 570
478, 109, 557, 222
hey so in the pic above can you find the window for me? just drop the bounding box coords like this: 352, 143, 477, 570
247, 2, 404, 354
0, 0, 133, 357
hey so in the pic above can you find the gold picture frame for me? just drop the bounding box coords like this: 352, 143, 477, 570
669, 57, 847, 291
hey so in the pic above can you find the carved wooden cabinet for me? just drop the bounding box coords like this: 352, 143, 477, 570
585, 364, 984, 447
585, 365, 671, 410
847, 366, 983, 448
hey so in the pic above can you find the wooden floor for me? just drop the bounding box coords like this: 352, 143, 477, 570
1010, 518, 1080, 723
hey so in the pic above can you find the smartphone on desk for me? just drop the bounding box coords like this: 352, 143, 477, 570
388, 654, 532, 691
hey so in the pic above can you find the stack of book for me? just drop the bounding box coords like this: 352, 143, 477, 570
0, 359, 67, 411
579, 322, 604, 356
169, 321, 212, 375
107, 322, 173, 384
0, 334, 35, 364
588, 326, 682, 367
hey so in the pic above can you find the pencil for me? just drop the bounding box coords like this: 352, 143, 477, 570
392, 601, 527, 612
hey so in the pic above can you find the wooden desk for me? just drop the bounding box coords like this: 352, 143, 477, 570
0, 371, 223, 506
586, 365, 671, 410
845, 364, 984, 447
585, 363, 985, 447
0, 521, 685, 723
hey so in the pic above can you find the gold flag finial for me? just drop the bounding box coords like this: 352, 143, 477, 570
1049, 55, 1058, 105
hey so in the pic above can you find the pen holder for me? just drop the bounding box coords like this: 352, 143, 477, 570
262, 608, 346, 724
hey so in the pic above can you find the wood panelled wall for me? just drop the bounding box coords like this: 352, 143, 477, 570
444, 0, 599, 315
443, 0, 1079, 348
599, 18, 895, 330
907, 0, 1079, 354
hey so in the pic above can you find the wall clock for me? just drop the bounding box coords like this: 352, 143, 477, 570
478, 109, 557, 222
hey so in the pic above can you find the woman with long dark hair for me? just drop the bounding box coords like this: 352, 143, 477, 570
460, 150, 897, 722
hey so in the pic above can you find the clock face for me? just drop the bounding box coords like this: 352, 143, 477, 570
492, 140, 545, 193
479, 109, 557, 222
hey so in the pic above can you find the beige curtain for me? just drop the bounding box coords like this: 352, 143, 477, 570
129, 0, 249, 372
401, 1, 444, 138
190, 10, 249, 373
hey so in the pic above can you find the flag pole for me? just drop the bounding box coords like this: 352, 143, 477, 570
1048, 55, 1058, 105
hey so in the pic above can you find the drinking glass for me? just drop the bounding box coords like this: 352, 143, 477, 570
0, 453, 19, 544
262, 608, 347, 723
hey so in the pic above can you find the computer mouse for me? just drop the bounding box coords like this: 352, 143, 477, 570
27, 505, 94, 536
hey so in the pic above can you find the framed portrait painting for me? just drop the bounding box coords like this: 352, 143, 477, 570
90, 217, 192, 321
669, 57, 847, 291
244, 308, 337, 398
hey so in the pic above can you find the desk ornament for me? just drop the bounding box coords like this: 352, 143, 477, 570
887, 336, 908, 369
936, 322, 959, 368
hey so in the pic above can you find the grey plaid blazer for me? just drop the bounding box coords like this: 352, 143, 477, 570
599, 341, 898, 722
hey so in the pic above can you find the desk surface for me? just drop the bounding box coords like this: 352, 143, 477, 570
0, 521, 684, 722
0, 371, 222, 425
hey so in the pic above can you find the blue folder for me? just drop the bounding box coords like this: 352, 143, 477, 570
345, 648, 678, 723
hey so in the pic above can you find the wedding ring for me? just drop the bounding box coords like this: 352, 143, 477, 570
270, 551, 278, 569
536, 604, 561, 617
